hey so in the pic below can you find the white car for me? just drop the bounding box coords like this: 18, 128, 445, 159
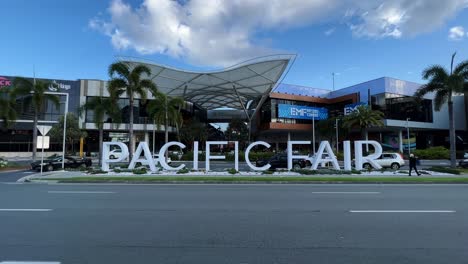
153, 153, 172, 165
362, 153, 405, 170
109, 149, 125, 160
464, 152, 468, 159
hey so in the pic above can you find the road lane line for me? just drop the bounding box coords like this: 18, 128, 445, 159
312, 192, 380, 194
349, 210, 455, 213
47, 191, 115, 194
0, 261, 60, 264
0, 209, 52, 212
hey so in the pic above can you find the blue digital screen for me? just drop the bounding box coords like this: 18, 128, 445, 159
278, 104, 328, 120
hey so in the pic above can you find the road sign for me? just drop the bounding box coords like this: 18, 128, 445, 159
37, 136, 50, 149
37, 125, 52, 136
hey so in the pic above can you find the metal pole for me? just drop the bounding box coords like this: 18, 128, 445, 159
406, 118, 410, 157
40, 134, 44, 176
152, 119, 156, 156
312, 115, 316, 154
61, 93, 69, 169
335, 118, 339, 153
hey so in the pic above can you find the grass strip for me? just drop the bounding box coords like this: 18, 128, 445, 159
35, 176, 468, 184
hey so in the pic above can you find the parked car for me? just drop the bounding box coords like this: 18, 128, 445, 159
109, 149, 125, 160
360, 153, 405, 170
31, 155, 92, 171
152, 153, 172, 164
306, 153, 332, 167
459, 159, 468, 168
255, 153, 307, 170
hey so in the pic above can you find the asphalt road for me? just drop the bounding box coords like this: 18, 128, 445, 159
0, 169, 35, 182
0, 183, 467, 263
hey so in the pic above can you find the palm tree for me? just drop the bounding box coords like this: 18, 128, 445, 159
12, 78, 60, 161
0, 88, 17, 130
78, 97, 121, 165
107, 62, 157, 159
414, 53, 468, 168
147, 92, 184, 157
342, 105, 384, 151
180, 119, 207, 151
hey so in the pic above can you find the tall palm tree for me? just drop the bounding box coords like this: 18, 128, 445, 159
12, 78, 60, 161
79, 97, 121, 165
0, 88, 17, 130
414, 53, 468, 168
147, 92, 184, 157
342, 105, 384, 151
107, 62, 157, 159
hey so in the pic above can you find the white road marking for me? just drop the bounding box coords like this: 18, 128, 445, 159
0, 209, 52, 212
312, 192, 380, 194
47, 191, 115, 194
0, 261, 60, 264
349, 210, 455, 213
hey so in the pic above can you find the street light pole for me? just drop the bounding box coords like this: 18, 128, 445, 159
335, 118, 339, 153
406, 118, 411, 157
45, 91, 69, 170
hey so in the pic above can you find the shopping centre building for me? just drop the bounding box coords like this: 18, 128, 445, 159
0, 55, 467, 157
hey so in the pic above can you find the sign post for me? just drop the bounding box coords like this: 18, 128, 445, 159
37, 125, 52, 176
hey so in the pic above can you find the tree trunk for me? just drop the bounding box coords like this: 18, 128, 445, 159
98, 126, 103, 166
129, 95, 134, 161
32, 111, 38, 161
448, 99, 457, 168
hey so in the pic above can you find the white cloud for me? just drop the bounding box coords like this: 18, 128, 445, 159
91, 0, 468, 67
448, 26, 465, 40
324, 28, 336, 36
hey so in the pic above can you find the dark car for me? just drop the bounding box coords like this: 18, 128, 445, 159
459, 159, 468, 168
31, 155, 92, 171
255, 153, 307, 170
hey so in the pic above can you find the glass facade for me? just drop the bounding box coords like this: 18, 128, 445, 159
371, 93, 433, 122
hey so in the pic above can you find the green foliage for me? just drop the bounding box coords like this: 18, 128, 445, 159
177, 167, 190, 174
49, 113, 87, 152
428, 166, 460, 175
261, 170, 274, 175
413, 147, 449, 159
227, 168, 238, 174
342, 105, 384, 132
88, 169, 108, 174
0, 157, 8, 168
179, 119, 208, 147
147, 92, 184, 140
225, 119, 248, 147
132, 167, 148, 175
78, 96, 121, 129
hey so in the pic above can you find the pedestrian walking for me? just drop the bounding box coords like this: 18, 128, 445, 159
409, 153, 421, 176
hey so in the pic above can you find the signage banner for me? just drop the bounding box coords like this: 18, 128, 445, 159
344, 102, 367, 115
278, 104, 328, 120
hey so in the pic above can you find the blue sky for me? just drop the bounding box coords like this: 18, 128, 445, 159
1, 0, 468, 90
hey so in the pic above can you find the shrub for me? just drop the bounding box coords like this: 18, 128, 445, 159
227, 168, 238, 174
132, 167, 147, 175
181, 151, 206, 161
351, 169, 362, 174
428, 166, 460, 175
88, 169, 107, 174
413, 147, 449, 160
0, 158, 8, 168
177, 168, 190, 174
261, 170, 274, 175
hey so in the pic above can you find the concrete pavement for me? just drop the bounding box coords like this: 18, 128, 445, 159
0, 183, 467, 263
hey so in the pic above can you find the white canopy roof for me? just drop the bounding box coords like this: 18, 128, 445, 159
119, 55, 294, 111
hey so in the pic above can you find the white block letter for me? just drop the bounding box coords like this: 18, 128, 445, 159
311, 141, 340, 170
102, 142, 129, 171
245, 141, 271, 171
287, 141, 311, 170
193, 141, 199, 170
354, 140, 383, 170
205, 141, 227, 171
159, 142, 186, 171
343, 141, 352, 171
129, 142, 156, 172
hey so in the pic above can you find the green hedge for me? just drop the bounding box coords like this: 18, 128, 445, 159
180, 151, 275, 161
413, 147, 449, 159
428, 166, 460, 175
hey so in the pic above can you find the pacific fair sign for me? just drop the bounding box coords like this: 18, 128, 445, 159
101, 140, 383, 172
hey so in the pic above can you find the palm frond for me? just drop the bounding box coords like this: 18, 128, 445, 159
108, 62, 130, 79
